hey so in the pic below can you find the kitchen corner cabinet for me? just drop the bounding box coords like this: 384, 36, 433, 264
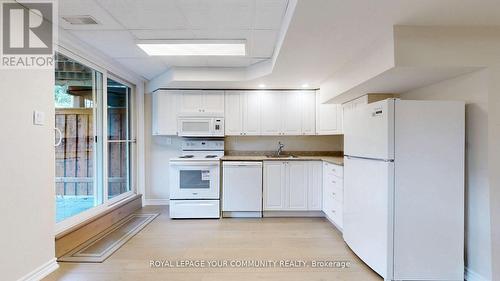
179, 90, 224, 116
152, 90, 178, 136
263, 161, 322, 211
315, 90, 342, 135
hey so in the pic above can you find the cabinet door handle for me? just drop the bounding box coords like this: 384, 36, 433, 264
332, 180, 336, 184
331, 210, 336, 213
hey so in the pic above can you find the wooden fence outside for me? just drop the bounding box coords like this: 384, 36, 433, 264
55, 108, 128, 198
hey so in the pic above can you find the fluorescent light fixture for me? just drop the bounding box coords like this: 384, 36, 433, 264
137, 40, 246, 56
301, 83, 309, 88
258, 84, 266, 88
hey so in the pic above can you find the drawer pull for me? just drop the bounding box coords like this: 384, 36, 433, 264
332, 180, 336, 184
332, 192, 336, 196
331, 210, 336, 213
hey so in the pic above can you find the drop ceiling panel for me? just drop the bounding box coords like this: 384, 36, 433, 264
250, 29, 278, 57
178, 0, 255, 29
255, 0, 288, 29
97, 0, 187, 29
58, 0, 290, 80
114, 58, 169, 79
58, 0, 123, 30
130, 29, 195, 40
69, 30, 148, 58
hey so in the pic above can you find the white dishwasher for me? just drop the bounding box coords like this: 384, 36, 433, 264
222, 161, 263, 218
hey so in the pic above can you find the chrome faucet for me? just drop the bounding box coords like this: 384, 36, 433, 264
277, 141, 285, 156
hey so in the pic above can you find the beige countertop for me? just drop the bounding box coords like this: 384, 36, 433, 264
220, 155, 344, 166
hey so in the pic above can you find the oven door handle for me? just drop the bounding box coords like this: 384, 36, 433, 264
169, 161, 220, 166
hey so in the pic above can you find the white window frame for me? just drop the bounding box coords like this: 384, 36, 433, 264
105, 74, 137, 205
54, 48, 137, 235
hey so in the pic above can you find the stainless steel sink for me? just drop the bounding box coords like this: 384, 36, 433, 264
265, 154, 298, 159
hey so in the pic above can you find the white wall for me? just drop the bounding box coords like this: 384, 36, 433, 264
488, 66, 500, 281
402, 70, 491, 280
0, 69, 57, 280
144, 94, 344, 203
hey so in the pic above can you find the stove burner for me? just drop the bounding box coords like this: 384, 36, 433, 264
205, 155, 218, 158
179, 155, 194, 158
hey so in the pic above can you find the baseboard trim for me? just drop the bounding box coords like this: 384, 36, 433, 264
465, 267, 489, 281
143, 199, 169, 206
222, 211, 262, 218
263, 210, 324, 217
17, 258, 58, 281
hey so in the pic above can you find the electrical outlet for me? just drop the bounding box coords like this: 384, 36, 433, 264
33, 110, 45, 126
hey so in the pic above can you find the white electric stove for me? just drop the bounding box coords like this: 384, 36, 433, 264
169, 139, 224, 219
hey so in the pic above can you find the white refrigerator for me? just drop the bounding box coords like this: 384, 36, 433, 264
343, 99, 465, 281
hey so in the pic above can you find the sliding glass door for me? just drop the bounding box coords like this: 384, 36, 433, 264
54, 53, 103, 223
54, 51, 135, 228
107, 78, 133, 200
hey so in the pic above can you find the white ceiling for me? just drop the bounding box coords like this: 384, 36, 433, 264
58, 0, 288, 79
59, 0, 500, 88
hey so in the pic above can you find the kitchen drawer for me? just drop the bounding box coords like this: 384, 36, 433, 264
170, 200, 220, 218
324, 200, 343, 227
323, 162, 343, 179
325, 186, 343, 203
330, 202, 343, 228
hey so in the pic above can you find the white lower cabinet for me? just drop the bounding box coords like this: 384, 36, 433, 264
287, 162, 308, 210
263, 161, 322, 211
263, 161, 286, 210
322, 162, 344, 229
308, 161, 323, 210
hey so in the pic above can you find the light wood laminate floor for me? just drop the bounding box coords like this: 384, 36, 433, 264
44, 206, 382, 281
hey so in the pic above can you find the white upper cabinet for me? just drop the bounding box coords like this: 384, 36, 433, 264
300, 91, 316, 135
179, 90, 203, 114
202, 91, 225, 115
152, 90, 178, 136
258, 91, 316, 136
179, 90, 224, 116
154, 89, 331, 137
243, 91, 261, 135
282, 92, 302, 135
316, 90, 342, 135
224, 91, 261, 136
260, 91, 283, 135
224, 91, 243, 136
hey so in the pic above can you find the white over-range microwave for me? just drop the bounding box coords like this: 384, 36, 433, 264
177, 117, 224, 137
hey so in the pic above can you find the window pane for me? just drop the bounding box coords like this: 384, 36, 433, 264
107, 78, 132, 199
54, 52, 103, 223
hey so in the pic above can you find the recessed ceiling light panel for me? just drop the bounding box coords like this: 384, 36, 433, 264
137, 40, 246, 56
